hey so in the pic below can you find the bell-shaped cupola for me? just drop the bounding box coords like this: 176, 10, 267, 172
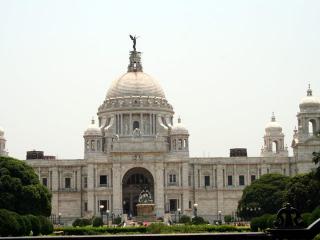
261, 113, 288, 157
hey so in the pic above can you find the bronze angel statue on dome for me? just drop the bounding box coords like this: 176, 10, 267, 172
129, 34, 139, 51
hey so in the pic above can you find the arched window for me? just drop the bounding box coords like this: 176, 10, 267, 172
91, 140, 95, 151
272, 141, 278, 153
178, 139, 183, 150
173, 139, 176, 150
309, 119, 316, 136
97, 140, 101, 151
133, 121, 139, 130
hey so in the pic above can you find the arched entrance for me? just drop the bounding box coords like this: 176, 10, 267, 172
122, 167, 154, 216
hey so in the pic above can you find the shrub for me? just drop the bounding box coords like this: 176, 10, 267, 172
310, 206, 320, 224
27, 214, 41, 236
302, 212, 312, 227
224, 215, 233, 223
38, 215, 53, 235
0, 209, 20, 236
250, 214, 275, 231
21, 215, 32, 236
179, 215, 191, 224
72, 218, 92, 227
191, 216, 207, 225
113, 216, 122, 225
92, 217, 103, 227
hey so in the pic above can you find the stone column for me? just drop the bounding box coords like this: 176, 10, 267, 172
87, 164, 95, 216
112, 163, 122, 215
182, 162, 189, 214
216, 164, 224, 216
154, 163, 164, 217
51, 167, 59, 215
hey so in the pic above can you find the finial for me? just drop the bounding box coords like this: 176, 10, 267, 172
294, 126, 297, 133
307, 84, 312, 96
178, 116, 181, 124
91, 117, 95, 125
271, 112, 276, 122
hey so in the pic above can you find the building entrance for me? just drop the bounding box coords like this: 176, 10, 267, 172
122, 167, 154, 216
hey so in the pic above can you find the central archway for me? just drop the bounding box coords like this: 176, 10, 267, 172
122, 167, 154, 216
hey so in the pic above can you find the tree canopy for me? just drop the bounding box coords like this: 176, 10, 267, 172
285, 172, 320, 213
0, 156, 51, 216
237, 174, 290, 219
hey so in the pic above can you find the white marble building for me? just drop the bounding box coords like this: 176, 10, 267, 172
19, 48, 320, 223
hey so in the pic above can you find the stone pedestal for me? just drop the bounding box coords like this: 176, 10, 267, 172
137, 203, 155, 216
136, 204, 156, 222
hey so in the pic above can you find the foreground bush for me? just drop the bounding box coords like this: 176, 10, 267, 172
179, 215, 191, 224
0, 209, 53, 236
72, 218, 92, 227
191, 216, 208, 225
92, 217, 103, 227
250, 214, 276, 231
38, 215, 53, 235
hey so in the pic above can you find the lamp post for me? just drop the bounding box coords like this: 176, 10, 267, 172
106, 209, 110, 226
99, 205, 104, 221
218, 210, 222, 224
177, 208, 181, 223
58, 212, 61, 225
193, 203, 198, 217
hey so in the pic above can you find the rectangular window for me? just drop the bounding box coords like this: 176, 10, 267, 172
251, 175, 256, 182
84, 177, 88, 188
65, 177, 71, 188
42, 178, 47, 187
189, 201, 192, 209
84, 202, 88, 212
100, 175, 107, 187
239, 175, 245, 186
169, 174, 176, 184
227, 175, 233, 186
204, 176, 210, 187
169, 199, 177, 212
188, 175, 191, 186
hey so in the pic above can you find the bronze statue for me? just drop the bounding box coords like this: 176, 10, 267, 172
129, 34, 139, 51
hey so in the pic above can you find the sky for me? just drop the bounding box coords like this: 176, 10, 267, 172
0, 0, 320, 160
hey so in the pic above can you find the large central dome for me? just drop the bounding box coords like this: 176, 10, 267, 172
106, 71, 165, 99
105, 50, 166, 100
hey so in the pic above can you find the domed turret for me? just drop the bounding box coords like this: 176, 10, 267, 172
171, 117, 189, 135
83, 119, 103, 156
299, 85, 320, 111
169, 117, 189, 156
261, 113, 288, 157
84, 119, 102, 136
265, 113, 282, 132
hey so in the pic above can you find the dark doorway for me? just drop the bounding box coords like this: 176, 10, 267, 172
122, 167, 154, 216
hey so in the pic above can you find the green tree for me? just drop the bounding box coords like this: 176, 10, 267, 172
285, 172, 320, 213
238, 174, 290, 219
0, 156, 52, 216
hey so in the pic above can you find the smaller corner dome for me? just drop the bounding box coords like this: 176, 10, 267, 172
265, 113, 282, 132
0, 126, 4, 137
299, 85, 320, 110
84, 119, 102, 136
171, 117, 189, 135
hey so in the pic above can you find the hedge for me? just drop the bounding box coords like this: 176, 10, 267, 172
55, 224, 249, 235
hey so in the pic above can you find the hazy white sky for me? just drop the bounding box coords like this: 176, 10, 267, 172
1, 0, 320, 160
